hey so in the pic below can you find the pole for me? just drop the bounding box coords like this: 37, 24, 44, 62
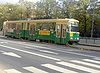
91, 2, 95, 38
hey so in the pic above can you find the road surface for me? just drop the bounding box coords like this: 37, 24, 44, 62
0, 38, 100, 73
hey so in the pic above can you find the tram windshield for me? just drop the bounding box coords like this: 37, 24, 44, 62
69, 22, 79, 32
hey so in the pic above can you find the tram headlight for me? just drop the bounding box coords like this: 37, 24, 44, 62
77, 38, 79, 40
70, 37, 73, 40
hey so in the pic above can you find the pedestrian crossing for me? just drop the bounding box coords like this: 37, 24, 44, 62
4, 59, 100, 73
42, 64, 78, 73
0, 42, 8, 44
4, 69, 21, 73
23, 66, 48, 73
83, 59, 100, 64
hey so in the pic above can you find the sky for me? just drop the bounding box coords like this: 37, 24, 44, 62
0, 0, 40, 4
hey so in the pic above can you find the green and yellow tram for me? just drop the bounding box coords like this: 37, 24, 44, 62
3, 18, 79, 45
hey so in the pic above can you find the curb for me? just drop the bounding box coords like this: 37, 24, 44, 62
79, 43, 100, 47
70, 44, 100, 52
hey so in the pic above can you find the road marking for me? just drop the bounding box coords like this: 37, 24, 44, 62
1, 39, 100, 59
0, 44, 61, 61
83, 59, 100, 64
56, 61, 100, 73
71, 60, 100, 69
39, 50, 58, 55
94, 57, 100, 61
4, 69, 21, 73
23, 66, 48, 73
25, 44, 100, 59
33, 45, 51, 49
25, 47, 58, 55
66, 51, 100, 58
0, 50, 5, 53
0, 42, 8, 44
25, 45, 100, 59
25, 45, 51, 50
2, 52, 21, 58
42, 64, 78, 73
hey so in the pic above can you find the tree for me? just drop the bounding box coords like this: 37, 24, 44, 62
73, 0, 91, 37
0, 0, 100, 37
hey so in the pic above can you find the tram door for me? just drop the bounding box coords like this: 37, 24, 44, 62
56, 24, 66, 44
29, 24, 36, 40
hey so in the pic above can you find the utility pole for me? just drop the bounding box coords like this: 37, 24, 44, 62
90, 0, 97, 38
91, 2, 95, 38
90, 0, 100, 38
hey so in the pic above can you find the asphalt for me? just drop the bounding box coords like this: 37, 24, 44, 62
0, 37, 100, 73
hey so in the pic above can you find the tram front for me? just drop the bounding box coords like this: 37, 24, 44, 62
68, 19, 79, 44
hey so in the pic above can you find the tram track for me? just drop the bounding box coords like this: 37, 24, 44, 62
0, 35, 100, 52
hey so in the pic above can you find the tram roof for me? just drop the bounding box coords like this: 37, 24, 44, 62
4, 18, 79, 24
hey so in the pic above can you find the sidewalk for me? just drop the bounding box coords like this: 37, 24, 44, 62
79, 43, 100, 47
73, 42, 100, 51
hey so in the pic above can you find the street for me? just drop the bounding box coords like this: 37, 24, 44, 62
0, 38, 100, 73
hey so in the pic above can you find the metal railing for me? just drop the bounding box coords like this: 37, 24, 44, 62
79, 37, 100, 45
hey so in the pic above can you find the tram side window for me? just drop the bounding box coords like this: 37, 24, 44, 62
66, 26, 69, 32
56, 24, 61, 37
36, 23, 42, 30
7, 23, 14, 32
40, 23, 55, 31
22, 23, 27, 30
41, 23, 49, 30
6, 24, 9, 32
11, 23, 16, 30
36, 23, 55, 31
30, 24, 35, 30
49, 23, 55, 31
30, 24, 35, 34
7, 24, 10, 29
7, 24, 11, 32
16, 23, 22, 30
27, 23, 30, 30
62, 25, 66, 38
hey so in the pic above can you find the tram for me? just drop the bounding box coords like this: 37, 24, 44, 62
3, 18, 79, 45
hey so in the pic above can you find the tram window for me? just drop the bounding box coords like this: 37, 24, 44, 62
7, 23, 15, 32
30, 24, 34, 30
7, 24, 11, 29
36, 23, 42, 30
49, 23, 55, 31
56, 25, 61, 37
22, 23, 24, 30
62, 28, 66, 38
27, 23, 30, 30
22, 23, 26, 30
38, 23, 55, 31
9, 23, 16, 31
13, 23, 16, 30
16, 24, 22, 30
36, 23, 55, 31
30, 24, 35, 34
41, 23, 49, 30
66, 26, 69, 32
